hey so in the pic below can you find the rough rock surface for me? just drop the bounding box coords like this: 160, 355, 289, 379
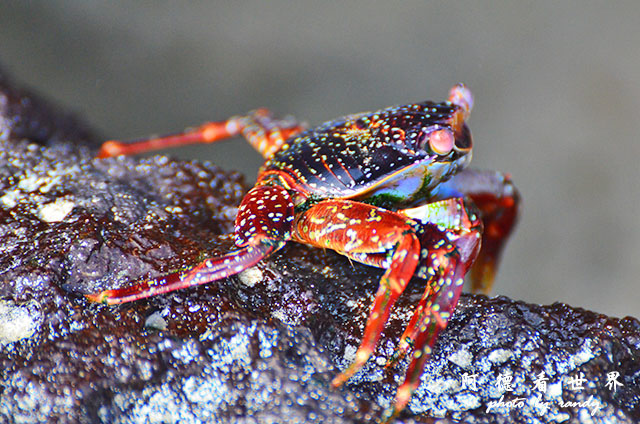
0, 69, 638, 424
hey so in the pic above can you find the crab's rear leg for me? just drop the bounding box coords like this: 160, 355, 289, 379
97, 109, 306, 159
435, 169, 520, 294
291, 200, 422, 387
87, 184, 294, 304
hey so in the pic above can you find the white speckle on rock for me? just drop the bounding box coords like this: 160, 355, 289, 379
38, 198, 75, 222
17, 174, 44, 192
18, 174, 63, 194
0, 189, 20, 208
453, 391, 482, 410
219, 205, 239, 222
343, 344, 357, 364
546, 381, 563, 398
238, 267, 263, 287
0, 301, 41, 345
571, 340, 595, 367
426, 376, 459, 395
145, 311, 168, 331
164, 205, 184, 214
448, 348, 473, 369
488, 348, 514, 364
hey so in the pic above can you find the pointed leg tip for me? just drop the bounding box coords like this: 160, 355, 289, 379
378, 384, 412, 424
331, 367, 354, 388
333, 347, 376, 386
97, 140, 122, 159
85, 290, 115, 304
394, 384, 413, 413
85, 292, 104, 303
330, 376, 344, 388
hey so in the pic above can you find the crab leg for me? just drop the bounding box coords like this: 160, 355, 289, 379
97, 109, 305, 160
85, 242, 276, 304
332, 234, 421, 386
434, 169, 519, 294
386, 199, 482, 367
388, 222, 477, 414
87, 185, 294, 304
291, 199, 423, 387
393, 254, 468, 413
295, 197, 482, 416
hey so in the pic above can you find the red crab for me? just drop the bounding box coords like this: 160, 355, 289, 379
89, 84, 519, 418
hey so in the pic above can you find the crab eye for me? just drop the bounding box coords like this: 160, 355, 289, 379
428, 128, 455, 155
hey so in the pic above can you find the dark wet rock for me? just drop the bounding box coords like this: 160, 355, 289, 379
1, 68, 638, 424
0, 71, 96, 151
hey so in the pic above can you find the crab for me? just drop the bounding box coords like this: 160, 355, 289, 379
89, 84, 519, 418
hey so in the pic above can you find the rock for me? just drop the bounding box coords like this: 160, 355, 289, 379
1, 68, 638, 423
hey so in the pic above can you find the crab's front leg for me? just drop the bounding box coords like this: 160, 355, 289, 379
87, 184, 294, 304
434, 169, 520, 294
391, 198, 482, 358
292, 200, 422, 386
292, 199, 480, 413
389, 199, 483, 412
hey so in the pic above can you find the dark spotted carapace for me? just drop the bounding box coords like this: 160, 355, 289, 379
259, 98, 472, 202
91, 84, 519, 419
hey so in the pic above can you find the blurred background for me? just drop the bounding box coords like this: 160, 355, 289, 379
1, 2, 638, 318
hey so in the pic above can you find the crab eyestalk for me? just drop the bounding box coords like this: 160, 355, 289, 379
449, 83, 474, 118
446, 83, 474, 145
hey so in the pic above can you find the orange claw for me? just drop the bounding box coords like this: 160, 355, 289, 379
296, 198, 482, 421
